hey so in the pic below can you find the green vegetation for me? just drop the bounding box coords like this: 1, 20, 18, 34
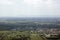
0, 31, 46, 40
0, 18, 60, 40
0, 31, 60, 40
30, 34, 43, 40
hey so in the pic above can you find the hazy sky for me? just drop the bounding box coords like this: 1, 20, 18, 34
0, 0, 60, 17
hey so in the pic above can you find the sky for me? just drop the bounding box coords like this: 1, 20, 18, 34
0, 0, 60, 17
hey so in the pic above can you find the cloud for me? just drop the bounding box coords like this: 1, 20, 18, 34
23, 0, 60, 17
0, 0, 15, 5
0, 0, 60, 17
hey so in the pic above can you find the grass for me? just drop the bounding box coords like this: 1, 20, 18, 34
30, 34, 43, 40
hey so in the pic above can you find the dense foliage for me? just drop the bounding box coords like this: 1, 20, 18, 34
0, 31, 44, 40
